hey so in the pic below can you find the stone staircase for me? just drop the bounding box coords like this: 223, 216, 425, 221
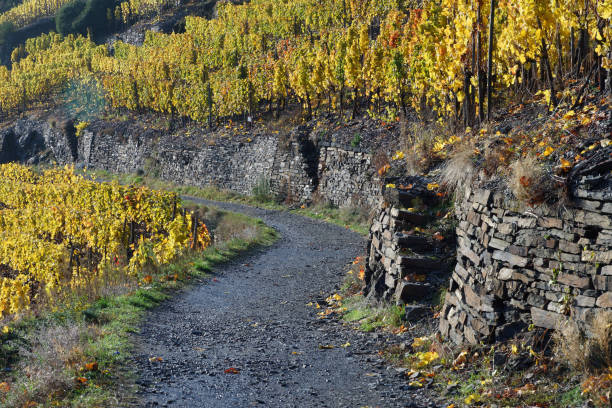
364, 179, 455, 307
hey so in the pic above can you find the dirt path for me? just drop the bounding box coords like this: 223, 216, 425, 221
133, 199, 433, 408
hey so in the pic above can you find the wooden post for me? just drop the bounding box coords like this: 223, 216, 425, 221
69, 242, 74, 270
476, 0, 484, 124
191, 213, 198, 249
486, 0, 496, 121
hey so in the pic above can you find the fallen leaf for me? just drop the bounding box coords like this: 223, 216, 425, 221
409, 381, 423, 388
318, 344, 335, 349
143, 275, 153, 284
84, 362, 98, 371
453, 350, 468, 367
563, 110, 576, 120
341, 342, 351, 348
148, 356, 163, 363
520, 176, 531, 187
224, 367, 240, 374
75, 377, 88, 384
560, 158, 572, 171
427, 183, 440, 191
432, 232, 444, 241
415, 351, 439, 368
0, 382, 10, 392
542, 146, 555, 157
412, 337, 429, 348
464, 393, 481, 404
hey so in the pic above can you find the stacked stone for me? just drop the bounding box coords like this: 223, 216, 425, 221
317, 144, 381, 209
440, 153, 612, 344
365, 181, 447, 304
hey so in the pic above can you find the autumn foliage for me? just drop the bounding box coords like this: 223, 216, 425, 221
0, 163, 209, 320
0, 0, 609, 125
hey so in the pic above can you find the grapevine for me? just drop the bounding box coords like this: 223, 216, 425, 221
0, 163, 210, 319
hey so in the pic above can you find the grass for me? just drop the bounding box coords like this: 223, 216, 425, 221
0, 204, 278, 407
86, 169, 372, 236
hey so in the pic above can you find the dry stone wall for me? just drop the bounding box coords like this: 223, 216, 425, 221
318, 143, 382, 208
440, 149, 612, 344
0, 117, 382, 209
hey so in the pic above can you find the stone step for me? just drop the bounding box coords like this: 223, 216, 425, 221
391, 208, 430, 226
395, 281, 434, 303
394, 233, 434, 252
396, 255, 445, 271
404, 304, 431, 320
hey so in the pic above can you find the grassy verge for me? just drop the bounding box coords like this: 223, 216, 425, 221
86, 170, 371, 235
0, 205, 277, 407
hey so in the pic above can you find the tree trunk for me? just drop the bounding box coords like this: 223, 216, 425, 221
570, 27, 575, 71
540, 35, 559, 107
555, 24, 563, 81
339, 85, 344, 117
463, 69, 473, 128
486, 0, 496, 121
476, 0, 484, 124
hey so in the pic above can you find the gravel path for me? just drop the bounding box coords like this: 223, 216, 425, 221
133, 199, 434, 408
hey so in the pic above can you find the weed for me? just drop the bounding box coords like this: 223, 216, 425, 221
555, 310, 612, 374
252, 176, 273, 203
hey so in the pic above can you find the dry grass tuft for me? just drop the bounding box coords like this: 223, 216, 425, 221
508, 155, 550, 205
440, 147, 476, 196
214, 214, 259, 243
401, 122, 444, 174
554, 311, 612, 374
5, 324, 91, 407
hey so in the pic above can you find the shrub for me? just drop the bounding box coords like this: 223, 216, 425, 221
0, 21, 15, 48
56, 0, 114, 37
56, 0, 86, 35
0, 0, 20, 14
72, 0, 113, 35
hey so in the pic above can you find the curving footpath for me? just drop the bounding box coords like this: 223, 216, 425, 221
133, 198, 433, 408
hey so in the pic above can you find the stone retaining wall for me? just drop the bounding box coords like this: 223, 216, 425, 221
440, 150, 612, 344
318, 144, 381, 208
0, 117, 381, 209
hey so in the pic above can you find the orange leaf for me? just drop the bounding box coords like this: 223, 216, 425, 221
84, 362, 98, 371
433, 232, 444, 241
519, 176, 531, 187
143, 275, 153, 284
542, 146, 555, 157
224, 367, 240, 374
75, 377, 88, 384
0, 382, 10, 392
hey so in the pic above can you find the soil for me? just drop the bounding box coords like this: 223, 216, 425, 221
132, 198, 439, 408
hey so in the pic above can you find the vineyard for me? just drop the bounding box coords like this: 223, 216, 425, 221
0, 163, 210, 320
0, 0, 609, 126
0, 0, 173, 29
